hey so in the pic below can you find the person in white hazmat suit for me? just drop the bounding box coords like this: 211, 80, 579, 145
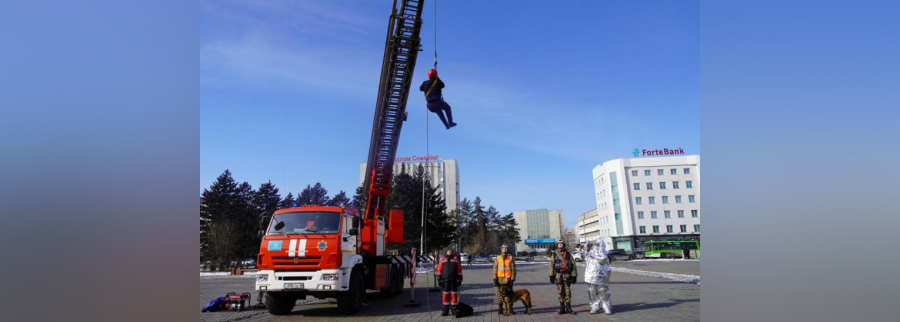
584, 238, 613, 315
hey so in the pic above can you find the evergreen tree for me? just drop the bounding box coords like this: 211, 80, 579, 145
353, 185, 367, 211
388, 165, 456, 254
297, 183, 331, 206
329, 190, 350, 207
498, 212, 521, 251
254, 180, 281, 231
279, 192, 296, 209
200, 170, 256, 267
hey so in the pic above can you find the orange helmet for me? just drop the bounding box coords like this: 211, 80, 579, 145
428, 68, 438, 79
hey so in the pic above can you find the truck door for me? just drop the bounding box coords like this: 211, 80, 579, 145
341, 214, 359, 264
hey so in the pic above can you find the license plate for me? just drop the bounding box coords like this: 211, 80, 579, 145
284, 283, 304, 289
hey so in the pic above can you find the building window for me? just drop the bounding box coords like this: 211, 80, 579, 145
678, 210, 685, 218
664, 210, 671, 218
675, 195, 682, 203
684, 168, 690, 174
659, 181, 666, 189
680, 225, 687, 233
673, 181, 680, 189
646, 182, 653, 190
651, 211, 658, 219
644, 170, 651, 176
687, 180, 693, 188
657, 169, 664, 175
648, 196, 655, 204
666, 225, 673, 233
662, 196, 669, 204
689, 195, 696, 203
670, 168, 677, 175
694, 224, 700, 232
640, 226, 646, 234
692, 210, 698, 217
634, 183, 640, 190
637, 211, 644, 219
632, 170, 638, 176
653, 226, 660, 233
635, 197, 642, 205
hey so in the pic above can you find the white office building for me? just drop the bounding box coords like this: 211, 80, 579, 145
514, 209, 565, 253
359, 157, 460, 214
577, 208, 600, 245
591, 155, 700, 252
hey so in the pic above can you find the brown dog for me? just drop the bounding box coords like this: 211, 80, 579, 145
500, 285, 532, 315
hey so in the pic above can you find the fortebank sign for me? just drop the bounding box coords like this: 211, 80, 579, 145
633, 148, 685, 157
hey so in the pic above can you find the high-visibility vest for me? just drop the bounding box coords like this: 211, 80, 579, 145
496, 255, 512, 278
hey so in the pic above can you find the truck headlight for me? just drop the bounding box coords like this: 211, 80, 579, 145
256, 274, 268, 282
321, 273, 340, 281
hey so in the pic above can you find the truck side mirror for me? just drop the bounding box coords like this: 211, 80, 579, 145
274, 221, 285, 231
349, 228, 358, 236
258, 230, 264, 237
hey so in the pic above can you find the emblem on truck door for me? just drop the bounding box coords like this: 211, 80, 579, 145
318, 240, 327, 251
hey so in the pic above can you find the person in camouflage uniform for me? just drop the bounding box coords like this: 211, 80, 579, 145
548, 239, 578, 314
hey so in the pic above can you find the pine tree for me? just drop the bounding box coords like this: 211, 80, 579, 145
200, 170, 256, 267
254, 181, 281, 232
353, 185, 367, 211
279, 192, 296, 209
297, 183, 331, 206
329, 190, 350, 207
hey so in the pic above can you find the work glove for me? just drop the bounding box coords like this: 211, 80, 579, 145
549, 276, 555, 284
438, 278, 444, 284
457, 279, 462, 287
569, 277, 577, 284
493, 279, 499, 287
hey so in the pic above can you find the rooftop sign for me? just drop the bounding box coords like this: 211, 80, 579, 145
633, 148, 684, 157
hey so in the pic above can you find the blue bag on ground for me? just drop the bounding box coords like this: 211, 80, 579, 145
201, 297, 226, 312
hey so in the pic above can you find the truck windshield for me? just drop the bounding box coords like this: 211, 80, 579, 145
268, 211, 341, 235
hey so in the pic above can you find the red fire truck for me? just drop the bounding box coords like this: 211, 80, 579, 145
254, 0, 426, 315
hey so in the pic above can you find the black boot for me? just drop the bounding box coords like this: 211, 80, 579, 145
451, 305, 458, 316
441, 305, 449, 316
558, 302, 566, 314
498, 303, 504, 314
446, 107, 455, 125
566, 301, 577, 315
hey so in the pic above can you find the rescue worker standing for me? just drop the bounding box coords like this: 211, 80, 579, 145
548, 239, 578, 314
585, 238, 613, 315
419, 68, 457, 130
436, 248, 463, 316
493, 243, 517, 314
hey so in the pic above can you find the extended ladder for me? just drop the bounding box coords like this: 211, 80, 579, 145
363, 0, 425, 221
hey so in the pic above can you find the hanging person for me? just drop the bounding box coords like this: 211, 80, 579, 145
419, 68, 457, 129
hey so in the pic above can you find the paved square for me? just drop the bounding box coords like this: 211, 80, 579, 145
201, 261, 699, 322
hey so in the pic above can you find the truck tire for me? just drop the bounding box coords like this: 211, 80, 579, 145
380, 267, 403, 297
337, 270, 364, 314
264, 292, 295, 315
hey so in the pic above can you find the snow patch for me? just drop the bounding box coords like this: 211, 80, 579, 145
611, 267, 700, 284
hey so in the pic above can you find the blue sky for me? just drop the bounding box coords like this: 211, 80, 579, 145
200, 0, 699, 230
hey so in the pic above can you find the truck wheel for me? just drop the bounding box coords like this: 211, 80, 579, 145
264, 292, 295, 315
337, 270, 364, 314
